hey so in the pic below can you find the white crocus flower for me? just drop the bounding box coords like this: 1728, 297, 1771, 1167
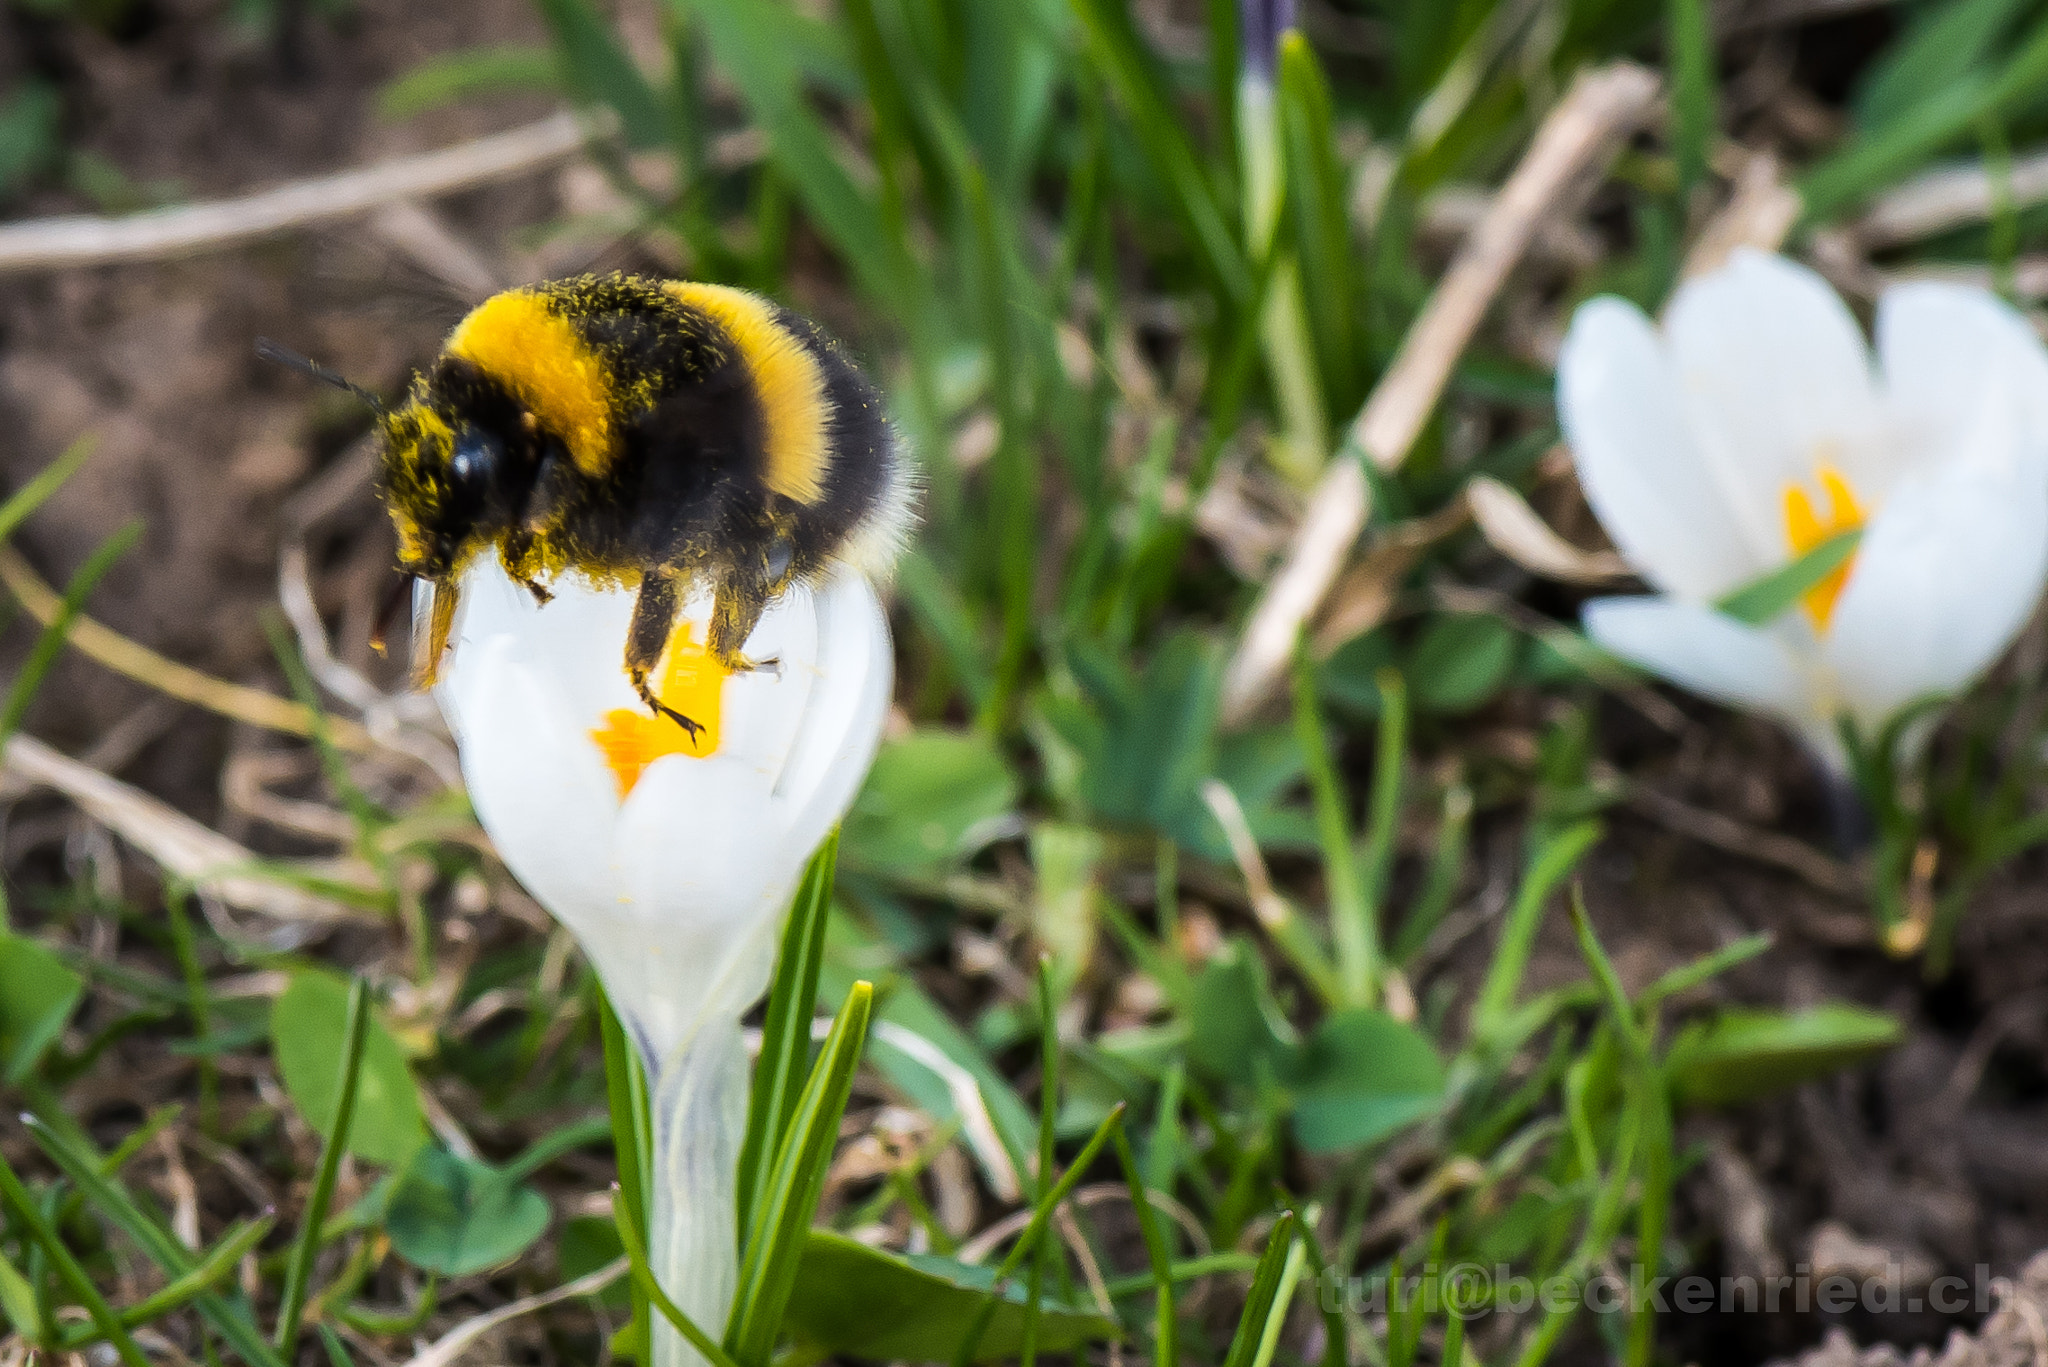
1558, 249, 2048, 768
435, 557, 891, 1366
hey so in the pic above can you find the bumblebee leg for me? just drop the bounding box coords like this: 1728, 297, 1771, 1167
626, 569, 703, 742
499, 530, 554, 606
414, 579, 460, 689
708, 578, 773, 675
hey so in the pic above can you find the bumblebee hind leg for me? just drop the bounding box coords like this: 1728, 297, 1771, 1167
708, 576, 778, 676
625, 568, 703, 742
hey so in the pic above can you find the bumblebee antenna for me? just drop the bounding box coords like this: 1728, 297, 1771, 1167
255, 338, 388, 417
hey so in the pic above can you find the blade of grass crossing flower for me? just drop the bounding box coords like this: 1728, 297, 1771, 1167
275, 976, 370, 1355
726, 981, 874, 1366
1109, 1125, 1175, 1367
1472, 821, 1601, 1048
597, 987, 654, 1365
1668, 0, 1716, 194
21, 1116, 287, 1367
0, 522, 139, 751
1291, 635, 1374, 1007
609, 1190, 743, 1367
737, 830, 840, 1241
1713, 528, 1861, 626
950, 1104, 1128, 1367
0, 437, 93, 549
1221, 1212, 1299, 1367
0, 1150, 150, 1367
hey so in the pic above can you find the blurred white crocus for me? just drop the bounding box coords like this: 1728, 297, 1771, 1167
435, 558, 891, 1366
1559, 249, 2048, 768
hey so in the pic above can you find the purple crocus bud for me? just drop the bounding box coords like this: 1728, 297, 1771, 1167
1240, 0, 1297, 83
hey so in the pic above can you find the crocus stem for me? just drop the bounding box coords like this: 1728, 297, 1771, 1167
643, 1013, 751, 1367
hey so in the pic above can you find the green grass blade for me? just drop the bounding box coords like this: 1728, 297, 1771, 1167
1569, 894, 1671, 1367
1277, 31, 1359, 407
0, 437, 93, 549
1357, 668, 1408, 949
737, 831, 840, 1242
377, 45, 561, 120
274, 976, 371, 1354
1667, 0, 1717, 194
20, 1117, 286, 1367
1109, 1125, 1175, 1367
1713, 527, 1861, 627
1065, 0, 1250, 306
56, 1216, 273, 1342
611, 1193, 743, 1367
1291, 636, 1373, 1007
534, 0, 667, 147
948, 1103, 1127, 1367
1220, 1211, 1298, 1367
0, 1150, 149, 1367
1472, 820, 1602, 1047
598, 986, 654, 1365
726, 980, 874, 1365
689, 0, 928, 323
1395, 781, 1472, 964
0, 522, 140, 752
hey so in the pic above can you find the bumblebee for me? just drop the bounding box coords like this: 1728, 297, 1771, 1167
275, 274, 912, 738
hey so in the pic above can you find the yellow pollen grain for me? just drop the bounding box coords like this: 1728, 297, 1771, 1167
666, 281, 832, 505
1782, 463, 1864, 630
589, 623, 728, 798
446, 291, 615, 476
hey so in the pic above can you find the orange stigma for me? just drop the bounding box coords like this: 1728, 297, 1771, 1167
590, 623, 727, 798
1782, 463, 1864, 630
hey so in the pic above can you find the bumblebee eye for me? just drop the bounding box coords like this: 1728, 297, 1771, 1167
448, 427, 503, 493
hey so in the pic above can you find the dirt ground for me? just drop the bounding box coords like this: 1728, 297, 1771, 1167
7, 3, 2048, 1365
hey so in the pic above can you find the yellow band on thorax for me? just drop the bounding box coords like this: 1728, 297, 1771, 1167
667, 281, 832, 505
446, 291, 616, 476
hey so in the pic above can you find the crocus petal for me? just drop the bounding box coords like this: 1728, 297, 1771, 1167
1823, 451, 2048, 729
712, 590, 821, 783
610, 752, 793, 1064
1584, 596, 1812, 722
1557, 297, 1762, 599
1877, 281, 2048, 478
443, 632, 625, 928
1663, 250, 1884, 550
773, 571, 894, 850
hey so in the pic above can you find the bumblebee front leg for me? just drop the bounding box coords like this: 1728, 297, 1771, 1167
625, 568, 703, 742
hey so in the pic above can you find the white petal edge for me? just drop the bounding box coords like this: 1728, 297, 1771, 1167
1557, 297, 1762, 599
1583, 596, 1813, 724
1877, 280, 2048, 480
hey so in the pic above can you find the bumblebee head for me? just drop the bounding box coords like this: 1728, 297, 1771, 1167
380, 380, 518, 580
